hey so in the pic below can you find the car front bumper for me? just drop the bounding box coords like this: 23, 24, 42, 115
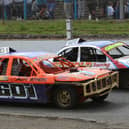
82, 71, 119, 97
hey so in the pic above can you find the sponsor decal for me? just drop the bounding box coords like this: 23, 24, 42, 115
15, 77, 47, 82
74, 62, 92, 67
57, 74, 83, 80
30, 78, 47, 82
104, 42, 124, 51
0, 84, 37, 100
74, 62, 110, 68
93, 63, 110, 68
79, 70, 95, 76
70, 73, 84, 79
56, 76, 70, 80
15, 78, 28, 81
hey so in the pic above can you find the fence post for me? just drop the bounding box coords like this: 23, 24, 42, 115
120, 0, 124, 19
24, 0, 27, 20
2, 0, 5, 23
74, 0, 77, 19
66, 19, 72, 40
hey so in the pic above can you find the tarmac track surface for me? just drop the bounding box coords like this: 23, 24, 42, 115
0, 39, 129, 129
0, 114, 121, 129
0, 89, 129, 129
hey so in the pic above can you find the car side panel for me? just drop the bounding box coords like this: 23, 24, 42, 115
0, 83, 51, 103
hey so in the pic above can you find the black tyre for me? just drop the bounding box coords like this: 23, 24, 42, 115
117, 69, 129, 88
92, 93, 109, 103
53, 86, 78, 109
119, 69, 129, 88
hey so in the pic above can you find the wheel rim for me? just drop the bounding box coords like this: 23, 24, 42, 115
57, 89, 71, 107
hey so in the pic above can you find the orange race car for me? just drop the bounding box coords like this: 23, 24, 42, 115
0, 47, 119, 109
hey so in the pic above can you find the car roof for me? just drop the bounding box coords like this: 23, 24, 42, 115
69, 40, 118, 48
0, 51, 57, 59
65, 39, 123, 48
79, 40, 116, 48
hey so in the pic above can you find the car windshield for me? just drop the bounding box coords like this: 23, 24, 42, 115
107, 45, 129, 59
37, 56, 75, 74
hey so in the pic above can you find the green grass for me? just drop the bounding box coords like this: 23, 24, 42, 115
0, 20, 129, 36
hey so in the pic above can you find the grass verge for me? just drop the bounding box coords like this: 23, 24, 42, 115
0, 20, 129, 36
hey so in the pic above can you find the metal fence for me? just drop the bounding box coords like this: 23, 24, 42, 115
0, 0, 128, 20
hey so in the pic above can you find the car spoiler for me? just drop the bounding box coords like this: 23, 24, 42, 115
65, 38, 86, 46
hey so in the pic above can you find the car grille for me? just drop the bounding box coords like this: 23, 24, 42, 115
83, 72, 119, 96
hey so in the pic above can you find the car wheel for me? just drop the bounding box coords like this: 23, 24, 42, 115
91, 93, 109, 103
53, 86, 78, 109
